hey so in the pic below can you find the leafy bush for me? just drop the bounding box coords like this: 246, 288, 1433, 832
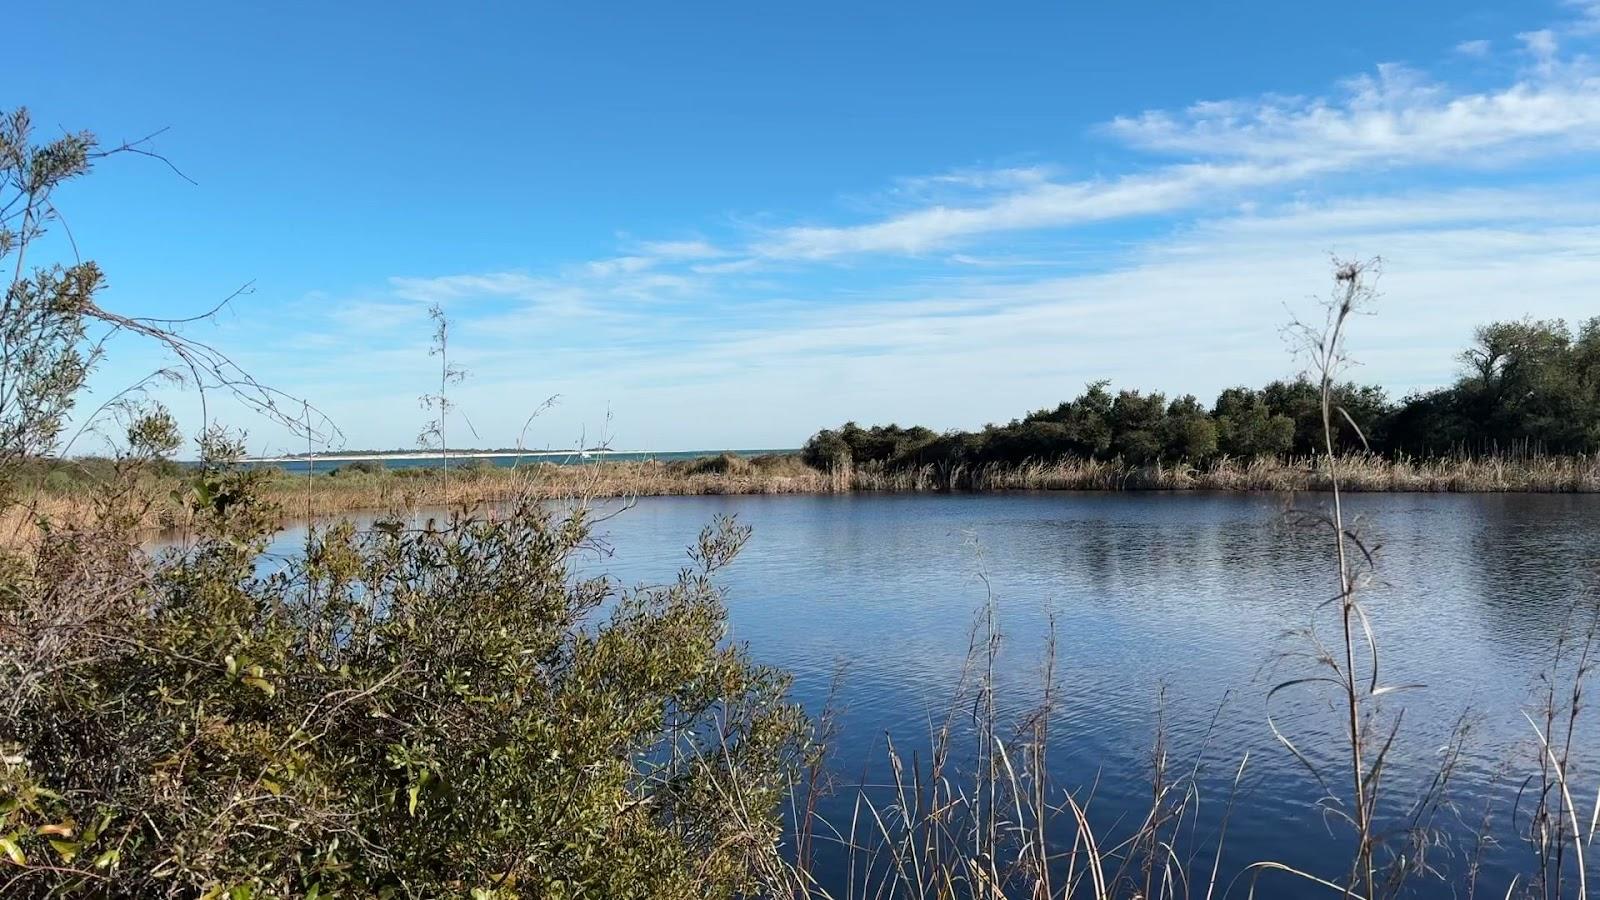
1, 470, 810, 897
746, 453, 815, 477
393, 466, 439, 480
801, 430, 851, 470
680, 452, 753, 476
329, 459, 386, 476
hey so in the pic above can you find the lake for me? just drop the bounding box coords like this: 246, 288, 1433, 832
266, 491, 1600, 897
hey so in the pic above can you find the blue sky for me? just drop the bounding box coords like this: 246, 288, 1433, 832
15, 1, 1600, 453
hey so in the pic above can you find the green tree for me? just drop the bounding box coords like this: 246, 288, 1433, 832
1160, 394, 1218, 460
0, 111, 101, 478
1261, 377, 1390, 455
1108, 389, 1166, 464
1386, 317, 1600, 456
1213, 387, 1295, 458
1023, 380, 1114, 458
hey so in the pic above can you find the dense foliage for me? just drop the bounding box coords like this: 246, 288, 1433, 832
4, 474, 808, 898
804, 318, 1600, 471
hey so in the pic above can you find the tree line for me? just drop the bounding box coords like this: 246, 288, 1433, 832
804, 317, 1600, 471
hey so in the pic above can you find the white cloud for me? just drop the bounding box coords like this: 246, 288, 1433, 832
1565, 0, 1600, 36
1519, 29, 1561, 75
634, 239, 727, 260
387, 252, 706, 325
584, 255, 656, 277
1105, 62, 1600, 163
742, 52, 1600, 261
752, 160, 1323, 259
389, 272, 543, 304
1455, 39, 1492, 57
890, 165, 1056, 194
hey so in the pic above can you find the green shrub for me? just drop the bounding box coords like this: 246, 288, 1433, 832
747, 453, 816, 477
0, 468, 810, 898
801, 429, 852, 470
681, 452, 753, 476
329, 459, 386, 476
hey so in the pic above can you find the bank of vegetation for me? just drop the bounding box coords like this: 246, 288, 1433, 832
803, 316, 1600, 481
9, 445, 1600, 542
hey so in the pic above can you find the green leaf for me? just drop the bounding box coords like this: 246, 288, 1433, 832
407, 783, 421, 816
92, 848, 119, 869
241, 676, 275, 698
0, 836, 25, 866
48, 838, 79, 861
82, 811, 111, 843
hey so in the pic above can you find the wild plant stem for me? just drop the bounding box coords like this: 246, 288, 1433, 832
1320, 270, 1375, 900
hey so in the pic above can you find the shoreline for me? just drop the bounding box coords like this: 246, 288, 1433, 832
8, 452, 1597, 543
236, 448, 793, 465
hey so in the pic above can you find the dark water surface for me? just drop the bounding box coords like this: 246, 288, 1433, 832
270, 491, 1600, 897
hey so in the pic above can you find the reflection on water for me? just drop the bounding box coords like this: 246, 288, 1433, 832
267, 491, 1600, 897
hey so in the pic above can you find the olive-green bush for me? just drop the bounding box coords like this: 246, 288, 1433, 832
2, 464, 809, 898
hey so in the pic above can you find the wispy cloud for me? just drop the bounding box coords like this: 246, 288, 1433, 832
750, 161, 1311, 259
633, 239, 728, 260
746, 29, 1600, 262
1105, 62, 1600, 163
1563, 0, 1600, 36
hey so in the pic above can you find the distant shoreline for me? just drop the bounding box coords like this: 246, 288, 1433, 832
8, 452, 1598, 545
238, 448, 792, 465
247, 450, 622, 464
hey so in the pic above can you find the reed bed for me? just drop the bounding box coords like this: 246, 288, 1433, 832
262, 451, 1600, 503
877, 452, 1600, 493
5, 450, 1598, 545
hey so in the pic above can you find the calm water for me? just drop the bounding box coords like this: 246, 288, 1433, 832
267, 492, 1600, 897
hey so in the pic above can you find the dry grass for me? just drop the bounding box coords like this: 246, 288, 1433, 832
884, 452, 1600, 493
5, 451, 1598, 545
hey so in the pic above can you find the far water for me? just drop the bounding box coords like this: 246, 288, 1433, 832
263, 491, 1600, 897
250, 448, 793, 474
